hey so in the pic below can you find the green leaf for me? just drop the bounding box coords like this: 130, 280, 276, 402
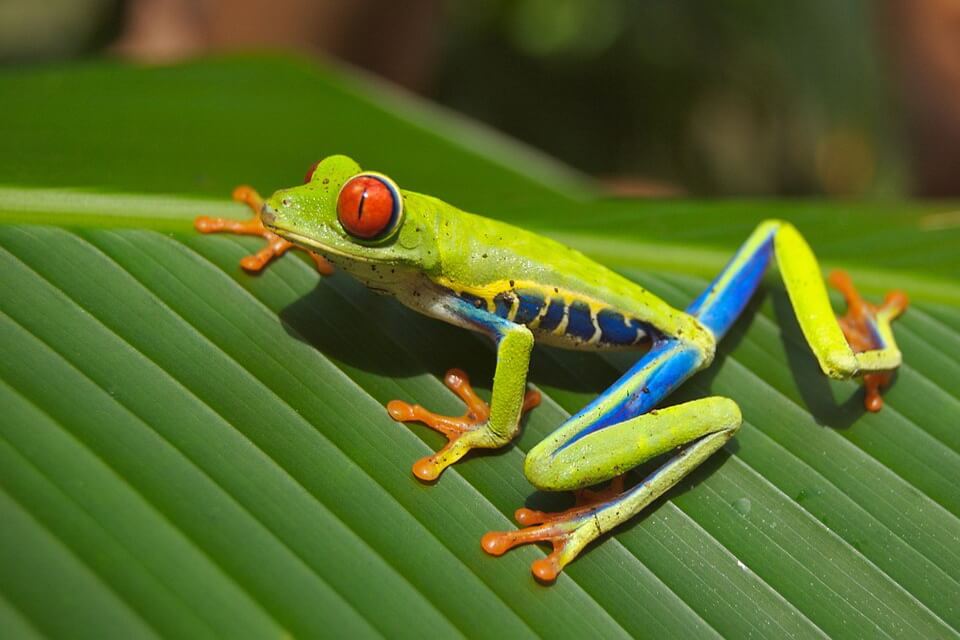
1, 56, 958, 639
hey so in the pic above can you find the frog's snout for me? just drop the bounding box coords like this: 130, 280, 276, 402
260, 203, 277, 228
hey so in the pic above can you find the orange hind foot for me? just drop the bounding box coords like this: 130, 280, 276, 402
480, 476, 624, 583
194, 185, 333, 275
483, 476, 628, 583
828, 270, 908, 411
387, 368, 541, 481
482, 519, 581, 583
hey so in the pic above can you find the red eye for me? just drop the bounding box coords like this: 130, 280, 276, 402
336, 174, 401, 240
304, 160, 321, 184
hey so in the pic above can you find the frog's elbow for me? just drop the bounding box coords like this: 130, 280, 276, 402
684, 318, 718, 371
821, 351, 859, 379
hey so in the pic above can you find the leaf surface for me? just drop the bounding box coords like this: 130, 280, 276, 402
1, 56, 958, 639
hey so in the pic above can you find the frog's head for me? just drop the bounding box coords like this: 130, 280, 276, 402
261, 155, 437, 275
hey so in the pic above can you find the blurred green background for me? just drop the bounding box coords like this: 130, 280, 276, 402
2, 0, 959, 198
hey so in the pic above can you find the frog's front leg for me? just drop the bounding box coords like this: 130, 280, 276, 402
388, 298, 541, 481
195, 186, 334, 274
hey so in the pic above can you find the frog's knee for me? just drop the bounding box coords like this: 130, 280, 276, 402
524, 438, 573, 492
523, 439, 555, 491
821, 350, 859, 379
758, 218, 787, 235
714, 396, 742, 435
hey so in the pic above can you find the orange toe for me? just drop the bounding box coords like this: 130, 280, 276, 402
480, 531, 515, 556
386, 400, 418, 422
531, 557, 560, 583
412, 455, 443, 482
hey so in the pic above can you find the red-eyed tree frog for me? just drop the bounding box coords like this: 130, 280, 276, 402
195, 155, 907, 582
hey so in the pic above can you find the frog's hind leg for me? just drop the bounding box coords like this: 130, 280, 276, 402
484, 370, 741, 582
483, 338, 740, 581
194, 186, 333, 274
688, 219, 908, 410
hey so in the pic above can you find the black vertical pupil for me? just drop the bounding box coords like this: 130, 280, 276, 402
356, 187, 368, 219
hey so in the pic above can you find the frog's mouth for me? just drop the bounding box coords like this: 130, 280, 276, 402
257, 203, 340, 274
260, 203, 318, 249
271, 227, 336, 256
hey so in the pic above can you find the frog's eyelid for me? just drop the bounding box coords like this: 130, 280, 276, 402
304, 160, 321, 184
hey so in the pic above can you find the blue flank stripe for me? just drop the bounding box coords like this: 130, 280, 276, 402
597, 309, 638, 345
493, 292, 513, 319
515, 290, 545, 325
539, 298, 566, 331
566, 301, 595, 341
630, 319, 650, 340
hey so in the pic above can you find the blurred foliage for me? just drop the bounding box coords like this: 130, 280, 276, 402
435, 0, 904, 196
0, 0, 916, 196
0, 0, 121, 61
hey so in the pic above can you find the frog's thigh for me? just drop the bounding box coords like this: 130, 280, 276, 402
525, 396, 741, 492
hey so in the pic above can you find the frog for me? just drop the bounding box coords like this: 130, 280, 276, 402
195, 155, 908, 582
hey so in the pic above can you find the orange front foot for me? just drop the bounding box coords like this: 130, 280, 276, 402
828, 270, 908, 411
387, 368, 541, 481
194, 185, 334, 275
482, 476, 628, 583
